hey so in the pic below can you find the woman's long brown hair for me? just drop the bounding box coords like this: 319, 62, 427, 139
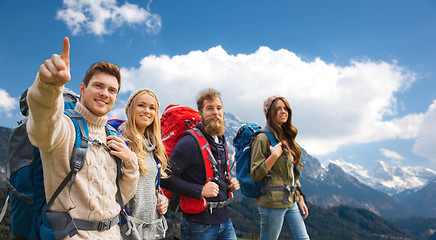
266, 97, 304, 168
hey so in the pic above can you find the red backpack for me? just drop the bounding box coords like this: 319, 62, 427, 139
161, 104, 201, 157
160, 105, 233, 214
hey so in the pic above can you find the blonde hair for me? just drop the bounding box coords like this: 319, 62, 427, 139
122, 89, 167, 176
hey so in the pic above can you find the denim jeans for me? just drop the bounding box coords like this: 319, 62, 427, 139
258, 204, 310, 240
180, 218, 237, 240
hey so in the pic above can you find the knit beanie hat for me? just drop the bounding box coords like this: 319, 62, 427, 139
125, 89, 159, 115
263, 95, 285, 116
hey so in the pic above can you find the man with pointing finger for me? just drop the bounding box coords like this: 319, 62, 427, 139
26, 37, 139, 239
161, 88, 240, 240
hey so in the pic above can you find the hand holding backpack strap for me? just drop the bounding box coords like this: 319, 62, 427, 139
105, 123, 129, 223
258, 129, 297, 203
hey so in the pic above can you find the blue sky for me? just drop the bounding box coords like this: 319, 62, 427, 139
0, 0, 435, 171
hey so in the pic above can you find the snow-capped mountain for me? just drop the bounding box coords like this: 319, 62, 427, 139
327, 158, 436, 195
224, 112, 245, 149
223, 112, 246, 175
300, 157, 417, 219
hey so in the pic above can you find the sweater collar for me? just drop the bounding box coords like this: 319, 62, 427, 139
75, 102, 108, 128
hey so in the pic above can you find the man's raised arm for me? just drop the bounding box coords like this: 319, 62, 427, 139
27, 37, 73, 150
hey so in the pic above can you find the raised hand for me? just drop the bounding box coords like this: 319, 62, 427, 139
39, 37, 71, 86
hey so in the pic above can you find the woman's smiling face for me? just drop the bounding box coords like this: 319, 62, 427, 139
273, 99, 289, 126
134, 92, 156, 133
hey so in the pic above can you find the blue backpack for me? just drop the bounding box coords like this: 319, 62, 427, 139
4, 89, 123, 240
232, 123, 278, 198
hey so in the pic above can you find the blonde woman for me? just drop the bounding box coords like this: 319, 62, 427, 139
118, 89, 168, 239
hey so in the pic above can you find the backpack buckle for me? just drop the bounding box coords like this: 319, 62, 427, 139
284, 185, 296, 194
98, 219, 111, 231
120, 208, 131, 225
71, 147, 87, 172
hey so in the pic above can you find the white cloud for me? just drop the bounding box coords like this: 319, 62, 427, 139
118, 46, 421, 155
108, 99, 127, 120
379, 148, 404, 160
413, 100, 436, 163
56, 0, 161, 36
0, 89, 17, 116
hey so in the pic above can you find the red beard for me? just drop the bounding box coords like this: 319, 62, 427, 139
202, 115, 225, 137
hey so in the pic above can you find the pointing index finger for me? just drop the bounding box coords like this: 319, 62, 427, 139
61, 37, 70, 65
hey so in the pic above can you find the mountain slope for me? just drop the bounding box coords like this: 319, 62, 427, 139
305, 203, 415, 240
329, 158, 436, 195
0, 127, 11, 188
300, 163, 417, 219
165, 197, 416, 240
0, 126, 12, 239
393, 217, 436, 240
399, 177, 436, 218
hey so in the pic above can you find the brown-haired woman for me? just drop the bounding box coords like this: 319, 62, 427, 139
251, 96, 310, 240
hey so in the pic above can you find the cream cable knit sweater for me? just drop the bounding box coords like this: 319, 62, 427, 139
27, 74, 139, 239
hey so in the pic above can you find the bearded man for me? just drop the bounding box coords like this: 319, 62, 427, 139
161, 88, 240, 240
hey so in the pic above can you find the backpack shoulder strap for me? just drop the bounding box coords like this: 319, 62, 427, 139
224, 145, 234, 199
105, 123, 125, 208
41, 109, 89, 217
105, 123, 117, 136
153, 152, 161, 190
65, 109, 89, 149
258, 129, 279, 147
185, 128, 216, 182
184, 128, 233, 198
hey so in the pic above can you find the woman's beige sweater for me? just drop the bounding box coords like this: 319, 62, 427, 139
27, 74, 139, 239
